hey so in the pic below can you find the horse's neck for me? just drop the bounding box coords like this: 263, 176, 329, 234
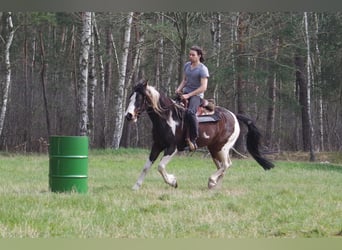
147, 95, 184, 122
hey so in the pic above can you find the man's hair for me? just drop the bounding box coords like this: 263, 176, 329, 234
190, 45, 205, 63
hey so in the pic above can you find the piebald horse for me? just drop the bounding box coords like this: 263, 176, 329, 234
125, 80, 274, 190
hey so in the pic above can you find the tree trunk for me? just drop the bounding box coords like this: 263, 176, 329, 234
173, 13, 190, 84
121, 14, 145, 148
112, 12, 133, 149
295, 44, 315, 161
230, 12, 238, 109
78, 12, 92, 136
234, 12, 248, 154
120, 18, 144, 147
314, 13, 324, 151
88, 13, 96, 144
0, 12, 14, 138
210, 12, 221, 104
39, 30, 51, 136
93, 15, 106, 147
155, 13, 164, 90
23, 14, 33, 146
265, 37, 280, 149
295, 55, 309, 149
236, 13, 247, 115
103, 28, 113, 147
304, 12, 315, 161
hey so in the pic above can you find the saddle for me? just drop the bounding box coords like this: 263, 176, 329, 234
174, 94, 221, 152
175, 94, 220, 123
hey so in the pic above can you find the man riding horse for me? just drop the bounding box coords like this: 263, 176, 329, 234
175, 45, 209, 152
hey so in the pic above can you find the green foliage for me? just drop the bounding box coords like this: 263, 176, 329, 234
30, 12, 57, 26
0, 150, 341, 238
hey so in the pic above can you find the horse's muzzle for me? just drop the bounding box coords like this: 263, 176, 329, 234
126, 112, 138, 122
126, 113, 133, 121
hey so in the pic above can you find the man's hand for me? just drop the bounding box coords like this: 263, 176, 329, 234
181, 93, 191, 100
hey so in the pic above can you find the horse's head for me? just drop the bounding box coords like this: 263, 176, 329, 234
125, 80, 148, 122
126, 79, 166, 122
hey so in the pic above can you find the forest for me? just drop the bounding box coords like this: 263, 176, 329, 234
0, 12, 342, 156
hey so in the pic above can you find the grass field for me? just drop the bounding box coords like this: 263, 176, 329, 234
0, 149, 341, 238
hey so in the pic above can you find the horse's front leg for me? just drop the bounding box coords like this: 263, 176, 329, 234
158, 147, 178, 188
132, 144, 162, 190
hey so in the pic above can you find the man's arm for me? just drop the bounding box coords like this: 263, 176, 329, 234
176, 75, 187, 94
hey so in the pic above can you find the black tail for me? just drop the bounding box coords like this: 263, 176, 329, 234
236, 114, 275, 170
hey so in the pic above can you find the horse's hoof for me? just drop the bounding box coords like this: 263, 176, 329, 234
132, 183, 141, 191
208, 178, 216, 189
170, 180, 178, 188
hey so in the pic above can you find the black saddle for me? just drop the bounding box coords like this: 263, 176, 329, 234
198, 111, 220, 123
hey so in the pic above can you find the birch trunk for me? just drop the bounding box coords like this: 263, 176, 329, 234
155, 13, 164, 90
210, 12, 221, 104
121, 18, 144, 148
314, 13, 324, 151
230, 12, 238, 111
112, 12, 133, 149
78, 12, 92, 136
236, 13, 247, 114
0, 12, 14, 137
234, 12, 248, 154
88, 13, 96, 143
304, 12, 315, 161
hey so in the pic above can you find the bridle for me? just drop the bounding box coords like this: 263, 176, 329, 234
134, 91, 148, 119
128, 84, 185, 121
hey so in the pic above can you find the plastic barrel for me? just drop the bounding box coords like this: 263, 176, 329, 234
49, 136, 88, 193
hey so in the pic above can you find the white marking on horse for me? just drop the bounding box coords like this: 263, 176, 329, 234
158, 150, 178, 187
227, 111, 240, 148
132, 158, 153, 190
125, 92, 137, 122
166, 112, 178, 135
203, 132, 210, 139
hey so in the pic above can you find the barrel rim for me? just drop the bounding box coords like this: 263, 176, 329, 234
49, 155, 88, 159
49, 175, 88, 178
49, 135, 89, 139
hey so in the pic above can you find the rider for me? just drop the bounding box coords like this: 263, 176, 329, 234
175, 45, 209, 151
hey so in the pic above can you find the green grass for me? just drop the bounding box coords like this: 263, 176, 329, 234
0, 149, 341, 238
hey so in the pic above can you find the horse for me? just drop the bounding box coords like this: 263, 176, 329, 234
125, 80, 274, 190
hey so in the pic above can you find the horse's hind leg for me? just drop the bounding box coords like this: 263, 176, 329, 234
208, 147, 231, 189
208, 112, 240, 189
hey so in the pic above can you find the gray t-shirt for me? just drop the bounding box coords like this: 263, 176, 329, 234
183, 61, 209, 98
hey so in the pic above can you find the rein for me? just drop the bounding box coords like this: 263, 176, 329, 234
143, 92, 186, 129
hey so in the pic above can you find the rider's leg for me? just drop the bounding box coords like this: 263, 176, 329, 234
186, 96, 201, 151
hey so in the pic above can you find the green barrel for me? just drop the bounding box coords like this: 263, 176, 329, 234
49, 136, 88, 193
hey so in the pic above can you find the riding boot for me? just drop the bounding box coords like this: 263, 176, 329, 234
186, 111, 198, 151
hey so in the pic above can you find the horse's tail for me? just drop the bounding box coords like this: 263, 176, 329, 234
236, 114, 275, 170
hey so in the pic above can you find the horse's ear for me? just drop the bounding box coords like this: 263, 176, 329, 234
143, 79, 148, 87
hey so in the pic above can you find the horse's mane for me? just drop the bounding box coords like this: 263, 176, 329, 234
145, 85, 163, 114
144, 84, 183, 119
